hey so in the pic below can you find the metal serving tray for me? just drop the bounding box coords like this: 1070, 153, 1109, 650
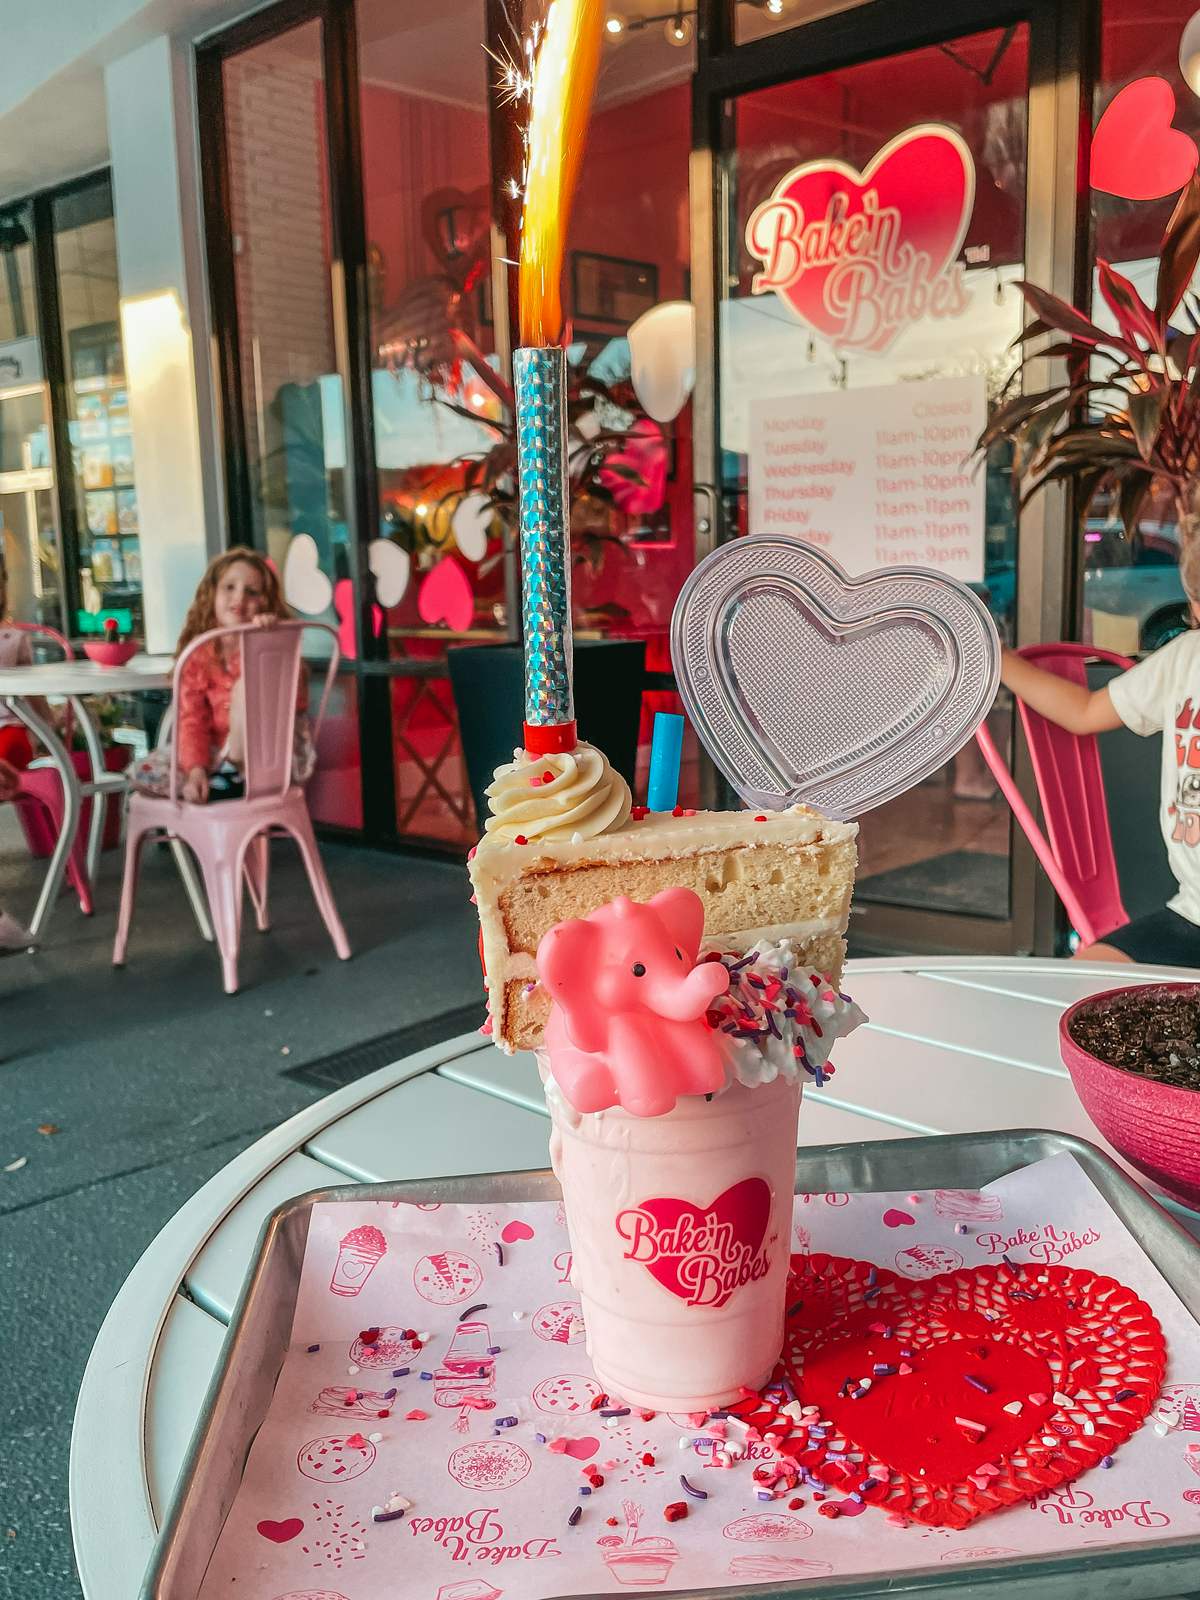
143, 1129, 1200, 1600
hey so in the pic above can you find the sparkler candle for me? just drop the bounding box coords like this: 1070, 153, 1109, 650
514, 0, 603, 755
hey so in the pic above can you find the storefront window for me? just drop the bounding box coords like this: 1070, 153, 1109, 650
0, 202, 60, 628
355, 0, 496, 846
223, 21, 342, 603
1083, 0, 1200, 657
721, 25, 1028, 918
566, 10, 698, 799
51, 177, 142, 636
221, 19, 360, 830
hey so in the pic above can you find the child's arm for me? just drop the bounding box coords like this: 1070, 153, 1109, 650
999, 646, 1124, 736
177, 656, 214, 803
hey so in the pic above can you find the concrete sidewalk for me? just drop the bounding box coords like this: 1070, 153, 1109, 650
0, 813, 482, 1599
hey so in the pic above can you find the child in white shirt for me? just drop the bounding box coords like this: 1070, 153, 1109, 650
1000, 542, 1200, 965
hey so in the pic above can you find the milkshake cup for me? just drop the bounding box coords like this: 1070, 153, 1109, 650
542, 1055, 802, 1411
598, 1499, 681, 1586
329, 1224, 386, 1297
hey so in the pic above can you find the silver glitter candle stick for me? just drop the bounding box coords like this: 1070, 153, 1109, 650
514, 344, 576, 751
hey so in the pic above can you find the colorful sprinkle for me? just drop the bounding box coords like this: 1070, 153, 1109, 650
568, 1505, 582, 1527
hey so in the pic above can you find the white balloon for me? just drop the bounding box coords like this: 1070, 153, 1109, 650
283, 533, 333, 616
451, 492, 493, 562
627, 299, 696, 423
1183, 10, 1200, 95
368, 538, 411, 607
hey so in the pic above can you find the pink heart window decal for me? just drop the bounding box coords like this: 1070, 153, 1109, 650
670, 538, 999, 819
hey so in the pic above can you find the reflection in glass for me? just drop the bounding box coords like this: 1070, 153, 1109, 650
223, 21, 347, 642
52, 177, 142, 634
1083, 0, 1200, 659
0, 203, 61, 628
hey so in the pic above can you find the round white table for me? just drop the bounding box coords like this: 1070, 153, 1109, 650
69, 957, 1200, 1600
0, 654, 173, 940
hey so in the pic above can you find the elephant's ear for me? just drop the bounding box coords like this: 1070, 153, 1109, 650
536, 918, 606, 1053
648, 886, 706, 964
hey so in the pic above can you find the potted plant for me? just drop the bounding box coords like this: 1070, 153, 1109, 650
978, 175, 1200, 540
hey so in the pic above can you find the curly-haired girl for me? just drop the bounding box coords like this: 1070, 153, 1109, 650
132, 547, 314, 803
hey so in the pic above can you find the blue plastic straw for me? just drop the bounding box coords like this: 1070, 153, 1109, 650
647, 712, 684, 810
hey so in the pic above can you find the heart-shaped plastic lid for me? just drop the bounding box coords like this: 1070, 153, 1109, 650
670, 538, 1000, 819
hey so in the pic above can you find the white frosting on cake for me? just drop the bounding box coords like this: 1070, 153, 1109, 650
483, 742, 632, 842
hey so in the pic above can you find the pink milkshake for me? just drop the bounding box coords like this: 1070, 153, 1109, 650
545, 1061, 801, 1409
536, 887, 864, 1412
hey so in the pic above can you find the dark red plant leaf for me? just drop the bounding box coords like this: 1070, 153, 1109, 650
1016, 280, 1129, 351
1097, 261, 1163, 352
1155, 175, 1200, 326
1118, 473, 1153, 538
1128, 388, 1169, 459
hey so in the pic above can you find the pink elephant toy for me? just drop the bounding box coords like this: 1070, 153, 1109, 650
536, 887, 731, 1117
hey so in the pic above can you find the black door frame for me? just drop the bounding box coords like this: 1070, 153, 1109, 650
690, 0, 1095, 957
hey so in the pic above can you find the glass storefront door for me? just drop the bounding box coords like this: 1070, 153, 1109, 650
714, 20, 1031, 945
0, 201, 61, 629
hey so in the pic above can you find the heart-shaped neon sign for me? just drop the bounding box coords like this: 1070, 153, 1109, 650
746, 124, 975, 355
670, 538, 999, 819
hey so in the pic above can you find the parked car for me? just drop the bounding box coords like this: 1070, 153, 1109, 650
1083, 521, 1189, 653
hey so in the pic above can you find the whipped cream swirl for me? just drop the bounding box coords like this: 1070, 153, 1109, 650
483, 741, 632, 843
708, 939, 867, 1090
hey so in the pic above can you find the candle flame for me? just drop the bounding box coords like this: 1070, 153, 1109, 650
519, 0, 603, 347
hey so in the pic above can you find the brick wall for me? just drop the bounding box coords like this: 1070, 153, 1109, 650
224, 41, 335, 478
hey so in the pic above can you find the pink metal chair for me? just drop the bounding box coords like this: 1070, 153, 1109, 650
975, 642, 1132, 948
113, 621, 351, 993
5, 622, 96, 915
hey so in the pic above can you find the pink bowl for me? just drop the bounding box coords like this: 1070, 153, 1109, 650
83, 639, 139, 667
1060, 982, 1200, 1209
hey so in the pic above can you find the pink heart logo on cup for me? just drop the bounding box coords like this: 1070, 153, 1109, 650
671, 539, 999, 819
616, 1177, 772, 1308
745, 126, 974, 354
501, 1220, 535, 1244
257, 1517, 304, 1544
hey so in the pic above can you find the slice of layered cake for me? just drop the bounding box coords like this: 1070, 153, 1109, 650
469, 741, 857, 1052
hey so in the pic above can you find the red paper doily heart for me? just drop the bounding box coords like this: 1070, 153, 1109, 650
734, 1253, 1165, 1529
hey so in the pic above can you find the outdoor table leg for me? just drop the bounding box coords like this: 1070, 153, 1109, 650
13, 698, 82, 942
